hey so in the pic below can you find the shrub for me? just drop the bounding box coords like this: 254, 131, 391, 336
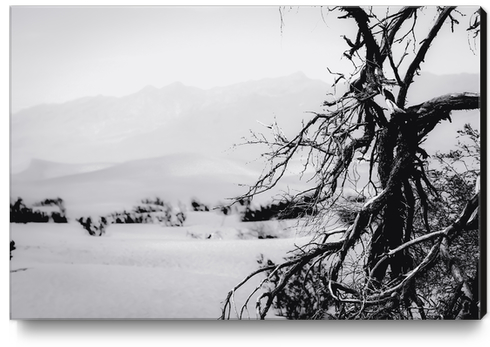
11, 197, 68, 223
98, 197, 187, 231
76, 216, 108, 236
51, 211, 68, 223
191, 199, 210, 212
10, 198, 50, 223
34, 197, 66, 215
10, 240, 16, 260
241, 196, 318, 222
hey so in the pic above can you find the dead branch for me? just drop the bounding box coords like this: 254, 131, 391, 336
398, 7, 457, 106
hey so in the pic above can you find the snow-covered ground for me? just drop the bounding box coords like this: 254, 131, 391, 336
10, 212, 313, 319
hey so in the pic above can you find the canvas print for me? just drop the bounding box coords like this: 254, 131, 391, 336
10, 6, 485, 320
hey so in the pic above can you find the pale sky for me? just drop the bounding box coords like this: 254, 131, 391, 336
10, 5, 481, 113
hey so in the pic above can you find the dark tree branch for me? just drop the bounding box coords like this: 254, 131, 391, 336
398, 7, 457, 106
379, 7, 419, 60
407, 92, 480, 140
340, 7, 382, 65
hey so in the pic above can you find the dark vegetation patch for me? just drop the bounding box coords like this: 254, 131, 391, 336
77, 197, 186, 236
10, 197, 67, 223
241, 195, 318, 222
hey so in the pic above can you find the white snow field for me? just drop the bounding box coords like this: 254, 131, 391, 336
10, 207, 315, 319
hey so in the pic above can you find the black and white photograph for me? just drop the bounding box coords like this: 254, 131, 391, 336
9, 5, 485, 323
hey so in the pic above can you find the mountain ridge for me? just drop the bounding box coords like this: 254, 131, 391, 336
11, 72, 330, 168
11, 72, 480, 171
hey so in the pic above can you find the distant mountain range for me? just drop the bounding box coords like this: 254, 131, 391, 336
11, 72, 328, 172
11, 71, 479, 172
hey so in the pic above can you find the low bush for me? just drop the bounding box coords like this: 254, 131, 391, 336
10, 240, 16, 260
107, 198, 186, 227
10, 197, 68, 223
76, 216, 108, 236
191, 199, 210, 212
242, 196, 318, 222
51, 211, 68, 223
78, 197, 187, 236
10, 198, 50, 223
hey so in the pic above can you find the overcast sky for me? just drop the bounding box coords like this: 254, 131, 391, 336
10, 5, 481, 113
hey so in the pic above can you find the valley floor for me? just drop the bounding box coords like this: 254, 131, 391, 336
10, 213, 311, 319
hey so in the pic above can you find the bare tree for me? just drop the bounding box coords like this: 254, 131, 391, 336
221, 6, 482, 320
